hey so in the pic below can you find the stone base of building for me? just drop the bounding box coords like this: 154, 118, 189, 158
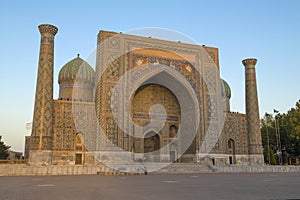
200, 154, 251, 165
28, 150, 264, 166
29, 150, 52, 165
248, 154, 264, 165
2, 163, 300, 176
51, 151, 95, 165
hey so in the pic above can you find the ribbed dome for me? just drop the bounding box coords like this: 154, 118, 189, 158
221, 79, 231, 99
58, 54, 95, 84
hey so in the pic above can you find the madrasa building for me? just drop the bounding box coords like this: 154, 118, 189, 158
25, 24, 264, 167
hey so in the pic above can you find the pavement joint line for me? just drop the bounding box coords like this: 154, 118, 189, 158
163, 180, 178, 183
37, 184, 54, 187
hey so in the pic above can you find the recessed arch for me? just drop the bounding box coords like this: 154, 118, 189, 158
128, 66, 200, 161
227, 138, 236, 164
75, 132, 85, 165
143, 130, 161, 162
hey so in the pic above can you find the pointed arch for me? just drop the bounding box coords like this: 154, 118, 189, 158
129, 66, 200, 161
227, 138, 236, 164
143, 130, 161, 162
75, 132, 85, 164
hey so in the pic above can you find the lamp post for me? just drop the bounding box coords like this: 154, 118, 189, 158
266, 123, 271, 164
265, 113, 271, 164
274, 109, 282, 165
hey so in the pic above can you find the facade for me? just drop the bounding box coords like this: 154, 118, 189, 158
26, 24, 264, 166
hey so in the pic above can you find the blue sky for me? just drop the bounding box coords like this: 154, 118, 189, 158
1, 0, 300, 152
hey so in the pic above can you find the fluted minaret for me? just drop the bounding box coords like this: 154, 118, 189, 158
30, 24, 58, 152
242, 58, 264, 165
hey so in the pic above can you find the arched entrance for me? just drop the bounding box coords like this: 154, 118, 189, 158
129, 67, 199, 163
75, 134, 85, 165
228, 138, 236, 164
144, 131, 160, 162
169, 125, 178, 162
132, 83, 180, 162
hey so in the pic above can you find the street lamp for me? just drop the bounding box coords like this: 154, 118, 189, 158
274, 109, 282, 165
265, 113, 271, 164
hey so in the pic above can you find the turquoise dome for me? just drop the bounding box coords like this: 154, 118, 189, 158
221, 79, 231, 99
58, 54, 95, 84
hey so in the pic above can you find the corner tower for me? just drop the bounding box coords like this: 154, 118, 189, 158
242, 58, 264, 165
29, 24, 58, 164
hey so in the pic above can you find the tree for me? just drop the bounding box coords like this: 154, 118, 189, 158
287, 100, 300, 140
282, 101, 300, 162
261, 114, 278, 165
0, 135, 10, 159
263, 144, 276, 165
260, 100, 300, 165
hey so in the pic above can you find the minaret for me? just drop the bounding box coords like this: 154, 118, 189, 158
29, 24, 58, 164
242, 58, 264, 165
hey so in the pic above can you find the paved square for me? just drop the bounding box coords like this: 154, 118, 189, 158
1, 173, 300, 200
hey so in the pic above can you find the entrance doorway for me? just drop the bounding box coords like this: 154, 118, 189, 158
75, 134, 85, 165
228, 139, 236, 164
229, 156, 233, 165
170, 151, 176, 162
144, 131, 160, 162
75, 154, 82, 164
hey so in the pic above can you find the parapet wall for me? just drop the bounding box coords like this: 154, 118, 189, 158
1, 164, 300, 176
0, 164, 114, 176
210, 165, 300, 173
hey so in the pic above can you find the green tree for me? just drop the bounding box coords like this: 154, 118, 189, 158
287, 100, 300, 140
0, 135, 10, 159
281, 101, 300, 162
261, 113, 278, 165
261, 100, 300, 165
263, 145, 276, 165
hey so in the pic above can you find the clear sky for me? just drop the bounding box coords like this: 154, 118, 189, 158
1, 0, 300, 152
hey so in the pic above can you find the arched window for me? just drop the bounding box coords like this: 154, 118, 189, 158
76, 135, 82, 144
169, 125, 178, 138
75, 134, 84, 152
75, 134, 85, 165
227, 139, 236, 164
228, 139, 234, 150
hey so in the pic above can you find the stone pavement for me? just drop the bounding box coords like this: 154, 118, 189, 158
1, 173, 300, 200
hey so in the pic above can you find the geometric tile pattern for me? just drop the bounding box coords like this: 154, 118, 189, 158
30, 24, 58, 150
242, 58, 263, 156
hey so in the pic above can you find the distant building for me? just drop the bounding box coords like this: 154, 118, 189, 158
7, 150, 22, 160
